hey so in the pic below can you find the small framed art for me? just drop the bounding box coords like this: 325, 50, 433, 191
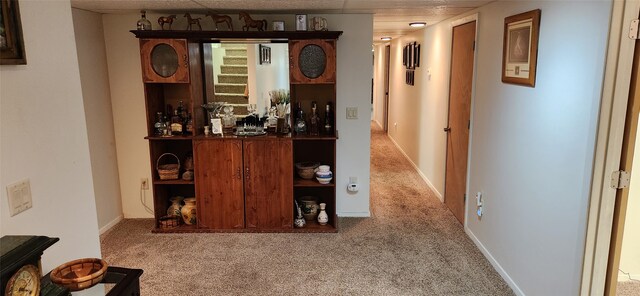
272, 20, 285, 31
502, 9, 541, 87
295, 14, 307, 31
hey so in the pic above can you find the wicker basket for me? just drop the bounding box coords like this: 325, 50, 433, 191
159, 215, 181, 229
157, 153, 180, 180
50, 258, 108, 291
295, 162, 320, 179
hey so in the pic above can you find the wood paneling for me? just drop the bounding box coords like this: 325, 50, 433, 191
194, 139, 245, 229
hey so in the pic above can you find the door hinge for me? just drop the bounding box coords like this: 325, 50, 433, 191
610, 170, 631, 189
464, 194, 467, 202
472, 41, 476, 51
630, 19, 639, 39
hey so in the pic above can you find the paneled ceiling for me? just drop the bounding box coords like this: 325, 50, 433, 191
71, 0, 492, 41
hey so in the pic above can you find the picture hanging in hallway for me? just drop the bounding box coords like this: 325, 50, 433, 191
403, 41, 420, 86
502, 9, 541, 87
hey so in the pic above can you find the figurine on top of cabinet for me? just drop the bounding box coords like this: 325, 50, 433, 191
158, 15, 177, 30
205, 12, 233, 31
184, 13, 202, 31
239, 12, 267, 31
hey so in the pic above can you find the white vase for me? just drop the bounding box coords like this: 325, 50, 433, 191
317, 203, 328, 225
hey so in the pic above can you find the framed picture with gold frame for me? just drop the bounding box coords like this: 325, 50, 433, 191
501, 9, 541, 87
1, 0, 26, 64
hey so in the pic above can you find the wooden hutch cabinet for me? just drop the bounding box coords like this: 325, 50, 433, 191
132, 30, 341, 233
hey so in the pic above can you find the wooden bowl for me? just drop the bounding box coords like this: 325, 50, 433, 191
50, 258, 108, 291
295, 162, 319, 179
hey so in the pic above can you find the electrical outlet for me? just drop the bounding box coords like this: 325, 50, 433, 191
141, 178, 149, 190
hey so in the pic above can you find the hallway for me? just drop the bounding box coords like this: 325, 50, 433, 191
100, 124, 513, 295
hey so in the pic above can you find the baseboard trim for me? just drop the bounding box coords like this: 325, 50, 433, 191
618, 272, 640, 282
99, 215, 123, 235
466, 228, 525, 296
337, 211, 371, 217
372, 120, 383, 129
386, 135, 444, 202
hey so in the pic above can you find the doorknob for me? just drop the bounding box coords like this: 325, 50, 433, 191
444, 127, 451, 132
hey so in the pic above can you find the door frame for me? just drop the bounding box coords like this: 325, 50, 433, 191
444, 13, 479, 227
581, 1, 640, 295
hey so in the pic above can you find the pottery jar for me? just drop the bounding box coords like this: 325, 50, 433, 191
166, 196, 184, 217
181, 197, 197, 225
299, 196, 318, 221
317, 203, 329, 225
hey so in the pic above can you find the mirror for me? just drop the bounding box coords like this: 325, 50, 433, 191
203, 42, 290, 118
151, 44, 179, 78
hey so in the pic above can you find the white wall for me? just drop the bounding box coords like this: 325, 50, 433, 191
102, 13, 154, 218
385, 25, 452, 199
0, 0, 101, 273
254, 44, 289, 114
620, 122, 640, 281
378, 0, 612, 294
102, 13, 372, 217
72, 8, 123, 234
465, 1, 611, 295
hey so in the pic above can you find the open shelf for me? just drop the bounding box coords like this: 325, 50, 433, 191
292, 220, 337, 233
294, 178, 334, 187
153, 179, 194, 185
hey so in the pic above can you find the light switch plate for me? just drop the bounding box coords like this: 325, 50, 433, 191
7, 179, 33, 217
346, 107, 358, 119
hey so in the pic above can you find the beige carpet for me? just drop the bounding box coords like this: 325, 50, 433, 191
100, 123, 513, 295
617, 280, 640, 296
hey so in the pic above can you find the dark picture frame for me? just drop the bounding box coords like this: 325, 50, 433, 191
259, 44, 271, 64
1, 0, 26, 65
501, 9, 541, 87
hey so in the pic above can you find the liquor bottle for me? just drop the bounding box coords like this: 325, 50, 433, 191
309, 101, 320, 136
170, 110, 183, 134
136, 10, 152, 30
154, 112, 166, 136
176, 101, 185, 118
324, 102, 334, 135
294, 102, 307, 134
184, 112, 193, 135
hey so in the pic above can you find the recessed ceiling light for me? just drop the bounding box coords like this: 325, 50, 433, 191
381, 37, 392, 41
409, 22, 426, 28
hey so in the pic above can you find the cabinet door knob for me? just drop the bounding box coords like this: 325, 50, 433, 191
245, 167, 250, 179
236, 168, 242, 180
183, 54, 188, 68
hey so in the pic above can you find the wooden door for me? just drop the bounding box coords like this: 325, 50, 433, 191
444, 21, 476, 224
244, 139, 293, 229
384, 45, 390, 131
289, 39, 336, 84
194, 140, 245, 229
139, 39, 190, 83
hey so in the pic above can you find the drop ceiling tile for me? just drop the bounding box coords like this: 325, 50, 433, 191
344, 0, 491, 10
71, 0, 205, 13
194, 0, 345, 11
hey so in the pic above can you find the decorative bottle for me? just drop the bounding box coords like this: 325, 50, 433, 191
170, 110, 183, 134
136, 10, 152, 30
294, 102, 307, 134
166, 196, 184, 217
324, 102, 334, 135
309, 101, 320, 136
317, 203, 329, 225
154, 112, 166, 136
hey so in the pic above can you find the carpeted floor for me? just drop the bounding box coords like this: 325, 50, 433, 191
617, 280, 640, 296
100, 123, 513, 295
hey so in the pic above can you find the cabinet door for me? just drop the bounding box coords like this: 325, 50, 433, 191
140, 39, 190, 83
289, 39, 336, 84
244, 139, 293, 229
194, 140, 245, 229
